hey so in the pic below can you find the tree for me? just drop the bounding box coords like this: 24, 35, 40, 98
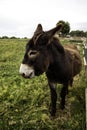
1, 36, 9, 39
56, 20, 70, 36
10, 36, 17, 39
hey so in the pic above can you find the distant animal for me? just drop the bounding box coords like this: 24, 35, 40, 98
19, 23, 82, 116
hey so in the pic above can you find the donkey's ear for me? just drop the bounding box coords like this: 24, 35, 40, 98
33, 24, 43, 42
34, 24, 43, 35
46, 23, 63, 38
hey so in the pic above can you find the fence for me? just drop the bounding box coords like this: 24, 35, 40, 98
83, 41, 87, 130
83, 42, 87, 74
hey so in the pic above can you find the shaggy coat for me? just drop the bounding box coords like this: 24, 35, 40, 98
19, 24, 82, 116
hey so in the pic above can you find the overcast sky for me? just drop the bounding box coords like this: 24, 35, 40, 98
0, 0, 87, 37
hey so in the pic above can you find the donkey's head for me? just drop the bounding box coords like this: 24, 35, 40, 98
19, 23, 63, 78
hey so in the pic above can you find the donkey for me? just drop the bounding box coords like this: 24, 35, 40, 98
19, 23, 82, 116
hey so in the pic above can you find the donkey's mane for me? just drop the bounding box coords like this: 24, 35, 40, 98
50, 37, 65, 54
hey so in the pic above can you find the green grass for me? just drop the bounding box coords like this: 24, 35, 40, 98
0, 38, 86, 130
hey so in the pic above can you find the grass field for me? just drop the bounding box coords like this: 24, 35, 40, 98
0, 38, 87, 130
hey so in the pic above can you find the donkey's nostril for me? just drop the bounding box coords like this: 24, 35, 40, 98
22, 73, 25, 77
21, 72, 34, 78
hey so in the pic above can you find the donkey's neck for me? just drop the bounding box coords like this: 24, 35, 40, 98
49, 38, 65, 54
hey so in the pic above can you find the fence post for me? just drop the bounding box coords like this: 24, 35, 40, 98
83, 42, 87, 74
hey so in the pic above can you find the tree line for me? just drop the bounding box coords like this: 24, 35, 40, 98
0, 36, 28, 39
70, 30, 87, 37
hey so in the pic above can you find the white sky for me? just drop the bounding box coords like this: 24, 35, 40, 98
0, 0, 87, 37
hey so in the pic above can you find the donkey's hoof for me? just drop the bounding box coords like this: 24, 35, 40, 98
60, 104, 65, 110
50, 109, 56, 117
50, 111, 56, 117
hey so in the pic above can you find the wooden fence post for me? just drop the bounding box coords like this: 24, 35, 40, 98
83, 42, 87, 74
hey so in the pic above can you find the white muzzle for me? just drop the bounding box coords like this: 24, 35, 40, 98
19, 64, 35, 78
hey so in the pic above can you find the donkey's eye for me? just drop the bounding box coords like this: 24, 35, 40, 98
28, 50, 39, 59
29, 51, 37, 55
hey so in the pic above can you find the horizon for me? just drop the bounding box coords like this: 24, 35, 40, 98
0, 22, 87, 38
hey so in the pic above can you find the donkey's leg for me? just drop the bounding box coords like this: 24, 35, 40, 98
48, 82, 57, 116
69, 78, 73, 87
60, 83, 68, 109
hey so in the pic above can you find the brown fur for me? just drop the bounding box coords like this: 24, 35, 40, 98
20, 24, 82, 116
